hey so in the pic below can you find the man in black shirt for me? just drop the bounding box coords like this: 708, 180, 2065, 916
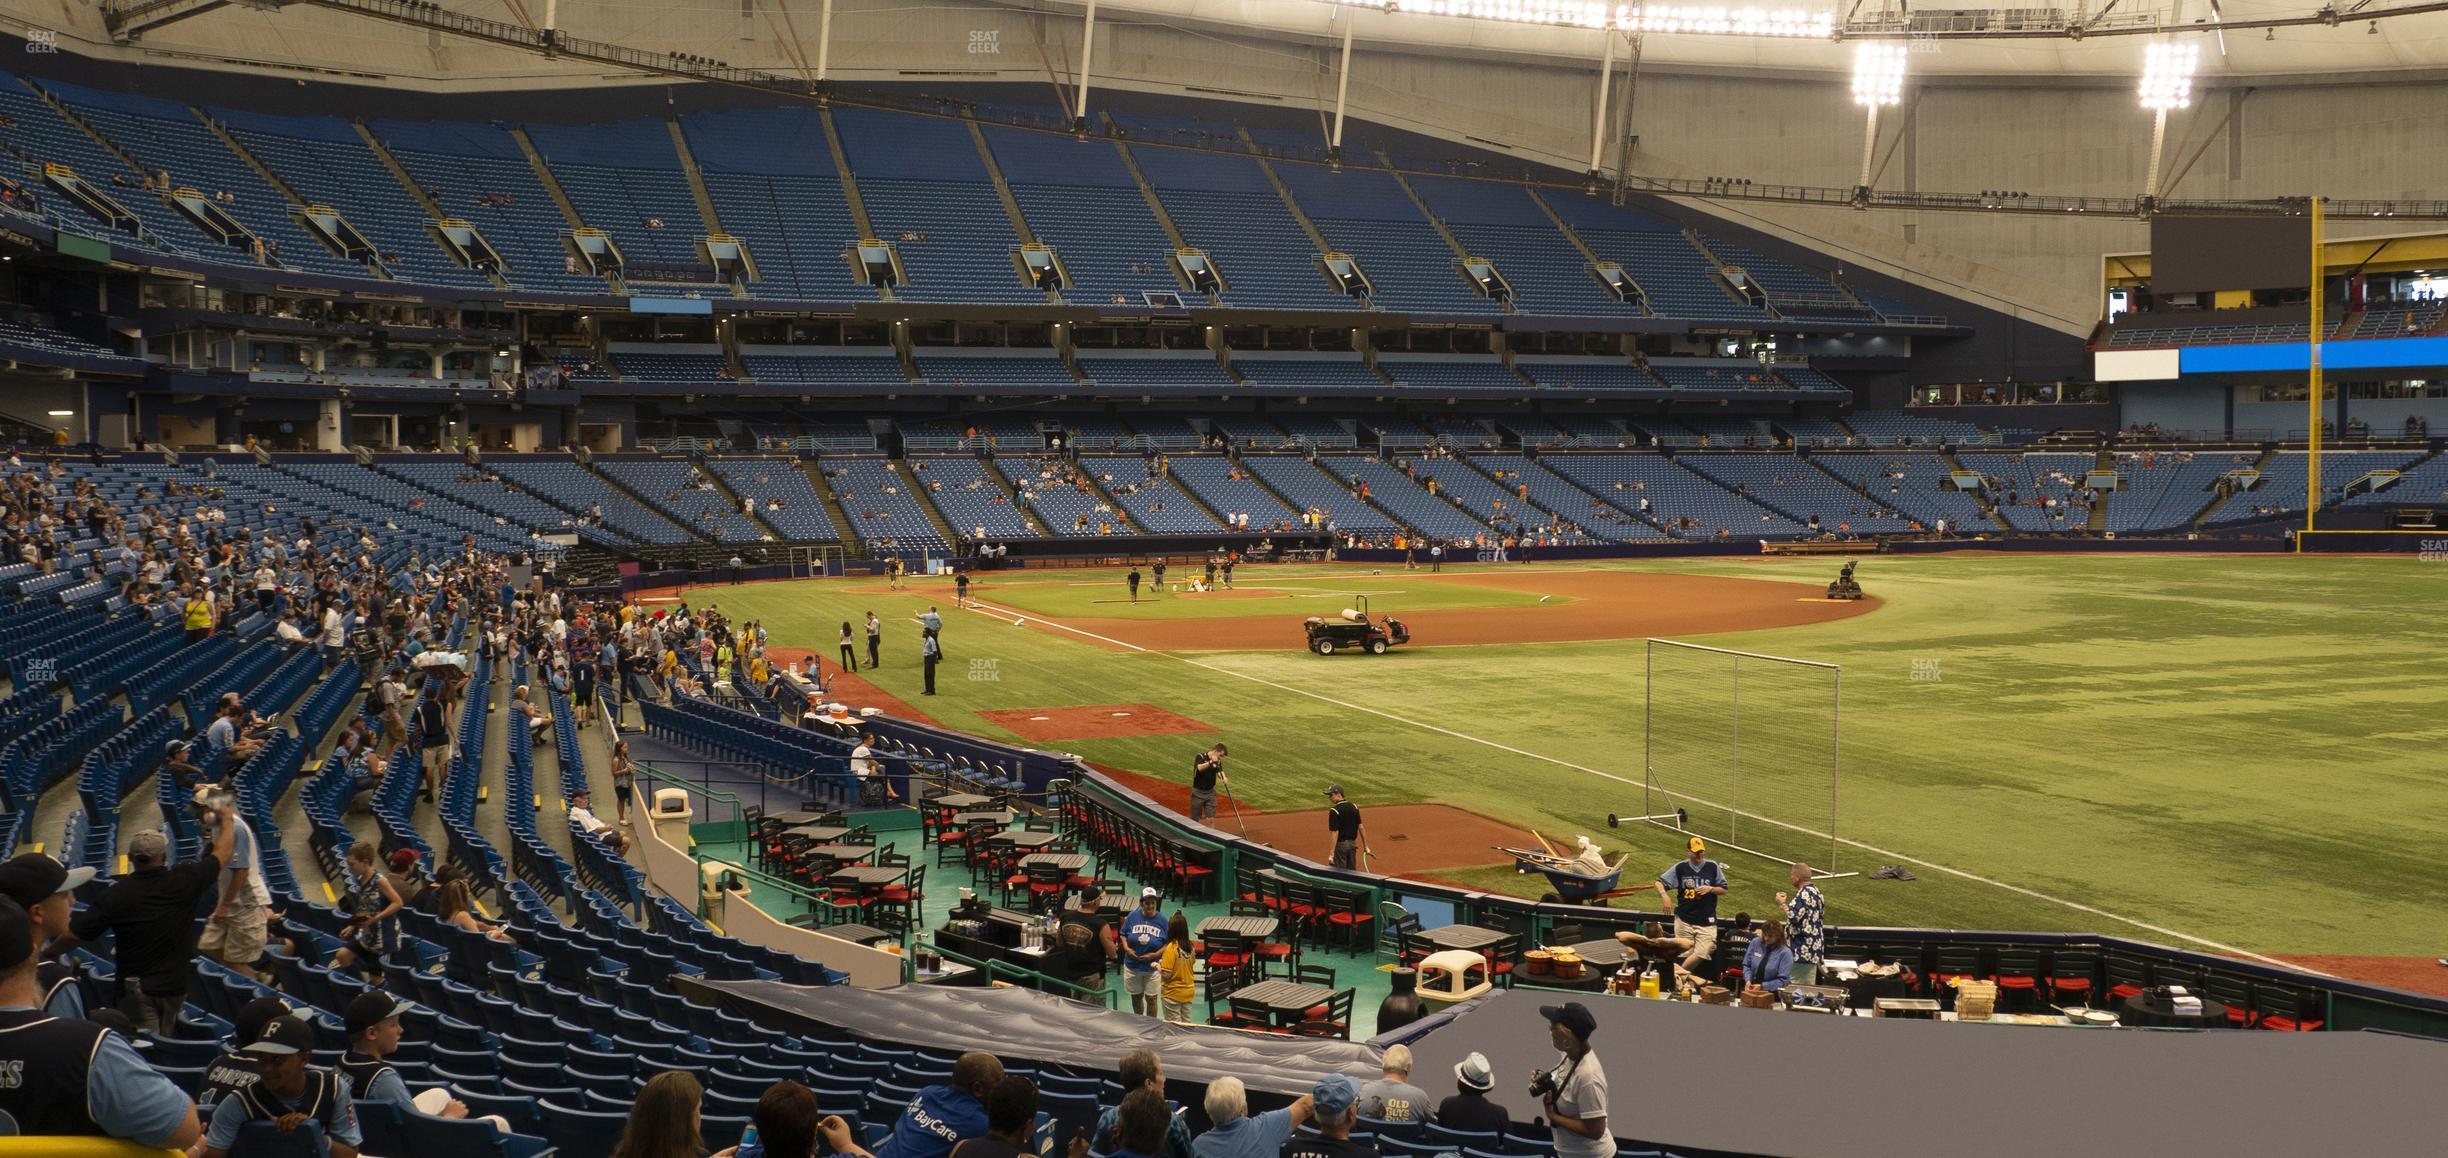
1324, 785, 1364, 871
1434, 1051, 1510, 1135
950, 1076, 1041, 1158
1127, 568, 1142, 604
1282, 1074, 1376, 1158
69, 808, 235, 1033
1188, 744, 1228, 825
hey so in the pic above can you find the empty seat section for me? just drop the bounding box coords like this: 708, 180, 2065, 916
1677, 454, 1915, 532
707, 459, 844, 542
48, 81, 369, 279
1542, 196, 1766, 324
1404, 457, 1583, 539
212, 109, 494, 289
681, 108, 867, 301
1316, 455, 1490, 540
1167, 455, 1301, 529
831, 109, 1040, 305
820, 457, 949, 551
524, 120, 717, 282
741, 348, 907, 388
1076, 352, 1234, 390
488, 458, 698, 545
904, 456, 1038, 540
370, 119, 611, 294
0, 73, 209, 254
597, 458, 767, 542
1125, 143, 1353, 311
1239, 456, 1397, 532
2105, 453, 2245, 531
912, 350, 1076, 390
1469, 454, 1668, 541
982, 127, 1181, 303
1406, 176, 1633, 317
1376, 356, 1528, 391
1271, 162, 1494, 317
1077, 455, 1224, 534
1541, 453, 1809, 538
1231, 355, 1385, 391
1812, 453, 1991, 530
1514, 358, 1664, 392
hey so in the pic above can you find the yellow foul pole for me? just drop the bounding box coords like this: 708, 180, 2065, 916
2304, 196, 2322, 551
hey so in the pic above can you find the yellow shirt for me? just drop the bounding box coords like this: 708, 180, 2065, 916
183, 598, 214, 630
1159, 942, 1196, 1003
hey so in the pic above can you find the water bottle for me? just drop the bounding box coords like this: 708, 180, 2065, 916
738, 1124, 763, 1158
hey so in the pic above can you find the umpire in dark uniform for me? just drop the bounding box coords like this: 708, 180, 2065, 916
1127, 568, 1142, 603
1325, 784, 1364, 870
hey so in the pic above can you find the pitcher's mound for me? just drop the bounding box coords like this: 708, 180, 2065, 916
978, 704, 1218, 741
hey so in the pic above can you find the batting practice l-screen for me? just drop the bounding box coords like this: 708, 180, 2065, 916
1641, 638, 1840, 873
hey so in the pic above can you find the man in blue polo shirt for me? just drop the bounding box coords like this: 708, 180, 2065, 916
876, 1051, 1002, 1158
1652, 836, 1728, 984
1118, 888, 1168, 1017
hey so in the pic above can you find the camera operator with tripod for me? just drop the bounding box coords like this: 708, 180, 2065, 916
1531, 1003, 1612, 1158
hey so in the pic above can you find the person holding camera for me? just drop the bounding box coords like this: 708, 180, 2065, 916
1533, 1003, 1612, 1158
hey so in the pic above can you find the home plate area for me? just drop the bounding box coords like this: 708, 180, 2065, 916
976, 704, 1220, 741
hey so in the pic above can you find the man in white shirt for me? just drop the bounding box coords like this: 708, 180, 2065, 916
318, 601, 347, 666
850, 733, 897, 804
569, 790, 627, 854
194, 788, 272, 970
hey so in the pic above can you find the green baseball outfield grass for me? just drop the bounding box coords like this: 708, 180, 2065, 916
686, 555, 2448, 965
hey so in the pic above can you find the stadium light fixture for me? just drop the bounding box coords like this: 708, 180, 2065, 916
1850, 43, 1906, 203
2138, 41, 2199, 204
2138, 41, 2198, 111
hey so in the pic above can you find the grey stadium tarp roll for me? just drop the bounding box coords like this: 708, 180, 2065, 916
688, 979, 1384, 1094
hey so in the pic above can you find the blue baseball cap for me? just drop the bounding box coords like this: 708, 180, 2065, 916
1313, 1073, 1360, 1117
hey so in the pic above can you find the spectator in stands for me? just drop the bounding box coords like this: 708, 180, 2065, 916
572, 789, 630, 854
1093, 1050, 1194, 1158
385, 848, 427, 914
1433, 1053, 1508, 1135
1741, 919, 1794, 993
70, 815, 233, 1031
1157, 913, 1195, 1024
1193, 1076, 1311, 1158
1283, 1075, 1373, 1158
1653, 836, 1726, 983
342, 990, 510, 1131
0, 852, 95, 1017
183, 584, 216, 642
416, 681, 453, 802
193, 789, 273, 974
1355, 1044, 1431, 1124
201, 1014, 363, 1158
206, 699, 266, 765
1534, 1003, 1610, 1158
197, 996, 292, 1119
331, 841, 403, 981
435, 878, 514, 943
0, 895, 202, 1150
611, 738, 638, 826
936, 1075, 1040, 1158
614, 1070, 709, 1158
1777, 863, 1826, 986
875, 1051, 1004, 1158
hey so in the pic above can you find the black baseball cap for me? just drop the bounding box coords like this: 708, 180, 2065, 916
1539, 1001, 1599, 1042
345, 990, 408, 1036
242, 1015, 316, 1057
0, 853, 95, 909
0, 896, 30, 973
233, 997, 292, 1048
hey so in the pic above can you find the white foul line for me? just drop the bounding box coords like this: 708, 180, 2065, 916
955, 596, 2313, 973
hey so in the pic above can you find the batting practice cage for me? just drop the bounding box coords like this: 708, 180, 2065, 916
1635, 638, 1843, 875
